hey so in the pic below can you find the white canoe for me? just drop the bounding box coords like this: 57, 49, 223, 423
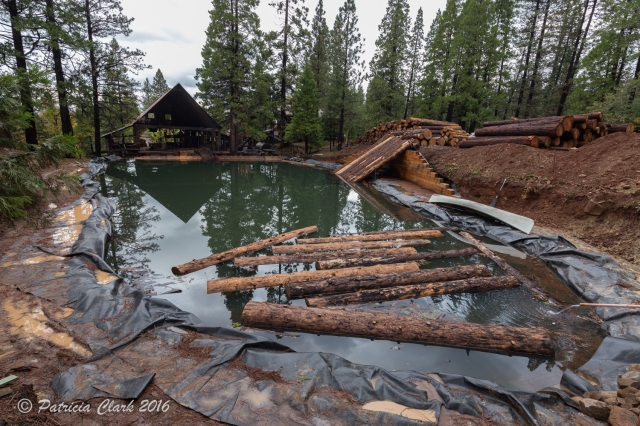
429, 195, 535, 235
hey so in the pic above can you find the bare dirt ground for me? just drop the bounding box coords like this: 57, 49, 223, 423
0, 158, 224, 425
418, 132, 640, 271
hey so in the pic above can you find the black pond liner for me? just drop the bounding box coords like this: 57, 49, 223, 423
370, 179, 640, 394
43, 157, 618, 425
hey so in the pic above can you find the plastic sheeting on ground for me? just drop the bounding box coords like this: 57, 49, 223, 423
371, 178, 640, 392
0, 157, 611, 424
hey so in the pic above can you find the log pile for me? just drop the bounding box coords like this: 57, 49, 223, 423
347, 117, 471, 148
206, 226, 555, 356
462, 112, 635, 149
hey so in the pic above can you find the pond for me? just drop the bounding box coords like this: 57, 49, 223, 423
102, 160, 605, 392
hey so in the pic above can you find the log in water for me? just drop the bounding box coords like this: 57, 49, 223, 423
241, 302, 555, 357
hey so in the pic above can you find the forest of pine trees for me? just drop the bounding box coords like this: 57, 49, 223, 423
1, 0, 639, 155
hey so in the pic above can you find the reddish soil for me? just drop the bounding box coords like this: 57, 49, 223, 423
0, 158, 224, 425
419, 132, 640, 269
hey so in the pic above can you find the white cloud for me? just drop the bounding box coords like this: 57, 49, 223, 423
118, 0, 448, 95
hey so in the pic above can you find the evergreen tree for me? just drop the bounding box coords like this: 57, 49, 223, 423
196, 0, 262, 154
326, 0, 364, 149
151, 68, 170, 98
285, 63, 322, 154
141, 77, 153, 109
309, 0, 329, 100
268, 0, 309, 134
365, 0, 410, 127
82, 0, 147, 156
100, 39, 140, 133
404, 7, 424, 119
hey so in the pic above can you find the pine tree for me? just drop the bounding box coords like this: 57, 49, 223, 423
196, 0, 262, 154
285, 63, 322, 154
268, 0, 309, 134
326, 0, 364, 149
309, 0, 329, 99
100, 39, 140, 133
416, 9, 441, 118
141, 78, 153, 109
365, 0, 410, 127
82, 0, 146, 156
2, 0, 39, 144
404, 7, 424, 119
151, 69, 170, 98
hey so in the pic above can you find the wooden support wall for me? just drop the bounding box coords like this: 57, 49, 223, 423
388, 151, 456, 195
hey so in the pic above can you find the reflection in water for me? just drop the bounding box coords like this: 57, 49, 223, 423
101, 170, 163, 274
103, 160, 604, 392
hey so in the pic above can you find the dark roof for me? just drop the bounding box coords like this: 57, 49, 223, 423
102, 84, 220, 137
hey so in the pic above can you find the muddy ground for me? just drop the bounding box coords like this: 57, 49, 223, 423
417, 132, 640, 274
0, 159, 223, 425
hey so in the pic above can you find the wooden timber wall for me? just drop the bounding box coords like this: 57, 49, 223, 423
388, 150, 456, 196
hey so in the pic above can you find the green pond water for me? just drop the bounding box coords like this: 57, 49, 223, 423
103, 160, 605, 392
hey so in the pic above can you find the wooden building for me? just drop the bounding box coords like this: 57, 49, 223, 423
102, 84, 224, 153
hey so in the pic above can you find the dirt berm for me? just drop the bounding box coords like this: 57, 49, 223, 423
419, 132, 640, 270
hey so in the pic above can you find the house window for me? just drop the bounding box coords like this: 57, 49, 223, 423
165, 114, 172, 121
148, 113, 155, 119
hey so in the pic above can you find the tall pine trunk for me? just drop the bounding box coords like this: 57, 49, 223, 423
280, 0, 289, 135
8, 0, 37, 145
229, 0, 238, 155
514, 0, 541, 118
85, 0, 101, 156
337, 14, 350, 150
525, 0, 551, 117
557, 0, 597, 115
629, 54, 640, 103
46, 0, 73, 135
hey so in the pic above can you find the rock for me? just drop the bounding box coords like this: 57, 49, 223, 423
579, 398, 611, 421
625, 395, 640, 407
620, 372, 640, 389
584, 199, 606, 216
630, 365, 640, 372
619, 387, 638, 398
585, 391, 604, 401
608, 406, 639, 426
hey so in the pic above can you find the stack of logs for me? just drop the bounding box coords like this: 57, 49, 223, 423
171, 225, 555, 357
461, 112, 635, 149
348, 117, 471, 147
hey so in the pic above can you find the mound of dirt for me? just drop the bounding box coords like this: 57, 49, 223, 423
420, 132, 640, 267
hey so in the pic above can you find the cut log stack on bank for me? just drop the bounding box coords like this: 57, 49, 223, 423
348, 117, 471, 148
461, 112, 635, 149
171, 225, 555, 357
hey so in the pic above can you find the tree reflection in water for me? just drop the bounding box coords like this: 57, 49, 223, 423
102, 166, 164, 275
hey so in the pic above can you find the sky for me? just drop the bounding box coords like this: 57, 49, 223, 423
116, 0, 447, 95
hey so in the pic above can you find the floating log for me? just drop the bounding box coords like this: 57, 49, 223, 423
458, 136, 538, 148
475, 121, 563, 138
271, 239, 432, 254
315, 247, 478, 269
234, 248, 418, 268
241, 302, 555, 357
306, 275, 520, 307
172, 225, 319, 275
458, 232, 559, 306
207, 262, 419, 293
297, 229, 444, 244
328, 227, 458, 237
286, 264, 491, 298
482, 116, 573, 132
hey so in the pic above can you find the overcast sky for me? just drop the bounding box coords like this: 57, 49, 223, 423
117, 0, 447, 95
